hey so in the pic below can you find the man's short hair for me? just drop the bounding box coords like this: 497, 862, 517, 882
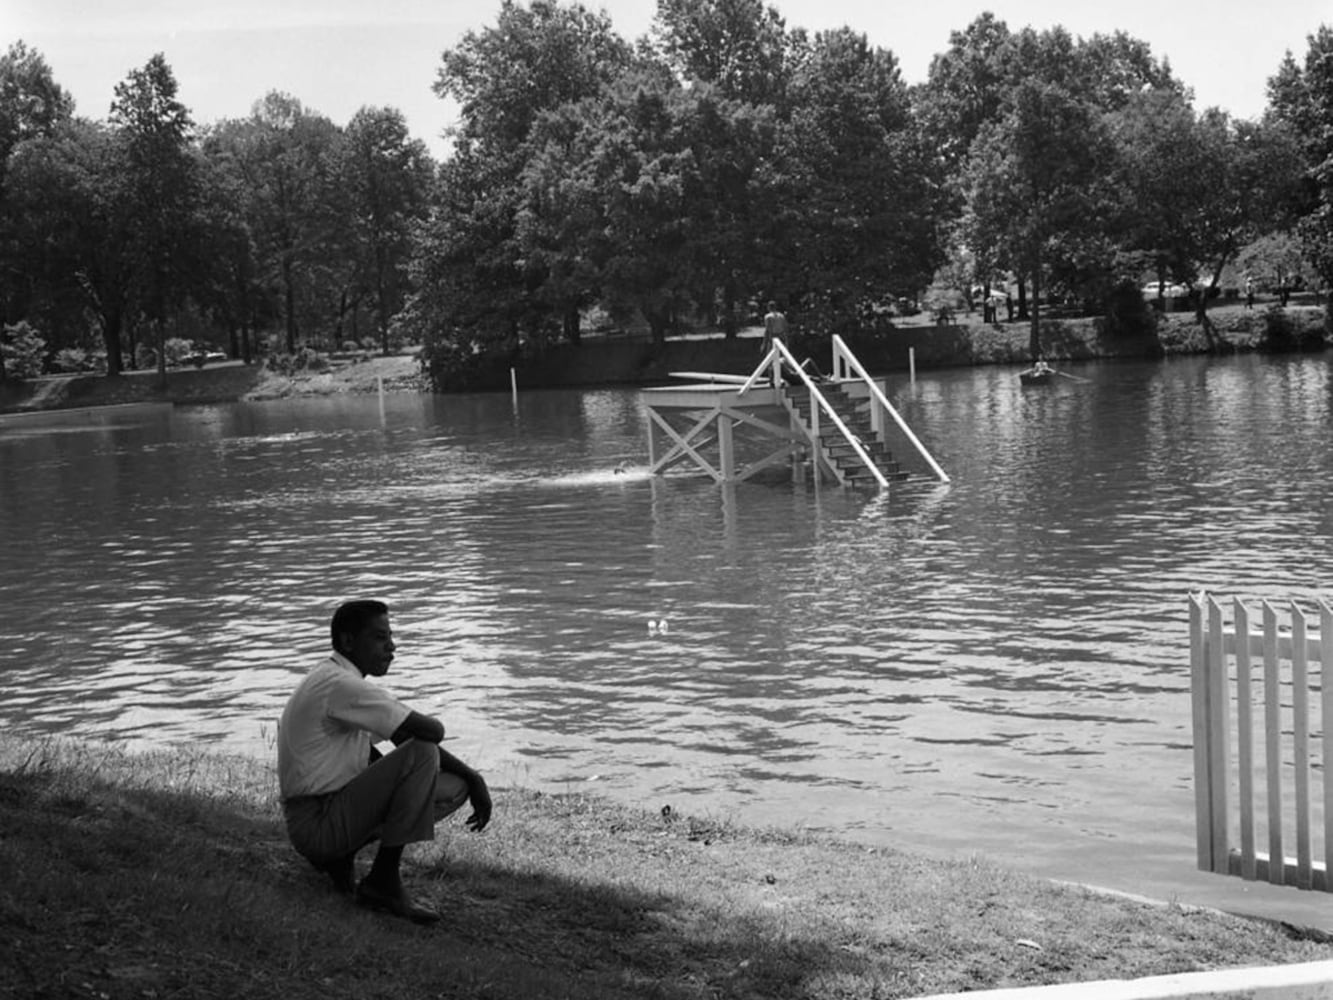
330, 599, 389, 652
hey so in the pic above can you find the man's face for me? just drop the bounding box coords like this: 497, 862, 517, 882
343, 613, 396, 677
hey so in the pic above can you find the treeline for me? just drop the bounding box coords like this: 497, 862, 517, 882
2, 1, 1331, 386
0, 47, 434, 379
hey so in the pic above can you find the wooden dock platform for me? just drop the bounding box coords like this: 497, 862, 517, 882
639, 338, 949, 488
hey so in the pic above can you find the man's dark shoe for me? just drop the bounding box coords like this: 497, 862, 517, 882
314, 854, 356, 895
355, 879, 440, 925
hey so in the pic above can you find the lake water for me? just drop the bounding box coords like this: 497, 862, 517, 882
2, 353, 1331, 927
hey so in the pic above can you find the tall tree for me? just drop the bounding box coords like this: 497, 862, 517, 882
1266, 26, 1333, 291
679, 89, 778, 336
1193, 114, 1307, 292
651, 0, 791, 105
0, 41, 74, 197
409, 0, 633, 376
1075, 31, 1183, 111
964, 78, 1116, 357
338, 107, 433, 354
914, 13, 1013, 177
648, 0, 790, 334
516, 95, 617, 346
774, 28, 944, 333
919, 21, 1182, 317
221, 93, 343, 354
6, 121, 138, 373
521, 68, 700, 346
196, 129, 271, 363
109, 53, 198, 380
1106, 90, 1214, 295
434, 0, 632, 165
0, 41, 75, 376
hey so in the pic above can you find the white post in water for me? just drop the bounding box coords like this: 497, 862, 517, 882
511, 367, 518, 407
909, 347, 916, 384
376, 375, 386, 424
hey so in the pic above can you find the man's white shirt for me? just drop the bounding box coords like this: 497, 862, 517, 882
277, 651, 412, 799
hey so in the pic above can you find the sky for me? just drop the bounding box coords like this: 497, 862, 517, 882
5, 0, 1330, 161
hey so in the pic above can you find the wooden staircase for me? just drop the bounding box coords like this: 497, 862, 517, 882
784, 383, 910, 486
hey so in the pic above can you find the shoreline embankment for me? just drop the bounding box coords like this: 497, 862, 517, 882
0, 304, 1326, 413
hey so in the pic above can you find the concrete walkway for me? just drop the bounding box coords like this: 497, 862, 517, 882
911, 959, 1333, 999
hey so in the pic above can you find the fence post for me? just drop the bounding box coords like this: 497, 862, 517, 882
1292, 602, 1313, 889
1233, 598, 1256, 880
1323, 601, 1333, 886
1189, 593, 1215, 872
1205, 596, 1230, 874
1262, 601, 1284, 884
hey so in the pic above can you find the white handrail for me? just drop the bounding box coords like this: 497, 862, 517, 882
831, 335, 949, 483
769, 340, 888, 488
738, 347, 781, 395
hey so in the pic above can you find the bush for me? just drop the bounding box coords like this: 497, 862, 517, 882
1103, 279, 1157, 340
583, 305, 617, 333
1260, 304, 1324, 352
52, 348, 101, 373
2, 321, 47, 378
164, 337, 195, 367
419, 332, 517, 392
264, 347, 329, 376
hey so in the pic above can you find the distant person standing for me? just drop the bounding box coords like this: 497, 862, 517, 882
761, 301, 788, 355
1245, 276, 1255, 310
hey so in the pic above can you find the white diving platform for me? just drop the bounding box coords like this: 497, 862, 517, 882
640, 337, 949, 489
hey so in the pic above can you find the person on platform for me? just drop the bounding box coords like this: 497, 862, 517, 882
761, 300, 788, 355
277, 599, 492, 923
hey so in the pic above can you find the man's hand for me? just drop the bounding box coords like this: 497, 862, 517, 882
439, 745, 492, 833
464, 772, 492, 832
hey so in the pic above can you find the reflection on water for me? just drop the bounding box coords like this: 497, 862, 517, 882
2, 355, 1331, 923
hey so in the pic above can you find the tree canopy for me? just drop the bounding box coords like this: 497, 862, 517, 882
1, 8, 1330, 387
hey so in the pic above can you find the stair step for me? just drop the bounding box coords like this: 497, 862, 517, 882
823, 439, 883, 454
786, 383, 912, 486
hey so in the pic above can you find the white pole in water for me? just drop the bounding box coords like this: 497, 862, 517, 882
511, 367, 518, 407
909, 347, 916, 384
376, 375, 386, 424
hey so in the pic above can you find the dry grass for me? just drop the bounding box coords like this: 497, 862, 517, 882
244, 352, 427, 401
1, 736, 1330, 1000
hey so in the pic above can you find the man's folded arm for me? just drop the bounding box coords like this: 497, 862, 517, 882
389, 710, 445, 746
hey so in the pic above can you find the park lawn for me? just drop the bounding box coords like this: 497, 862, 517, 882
2, 735, 1331, 999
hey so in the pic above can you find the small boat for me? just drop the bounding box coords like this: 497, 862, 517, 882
1019, 363, 1055, 386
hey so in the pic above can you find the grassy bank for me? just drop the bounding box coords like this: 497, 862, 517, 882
3, 301, 1326, 412
437, 300, 1330, 390
2, 736, 1329, 1000
243, 352, 428, 400
0, 354, 425, 414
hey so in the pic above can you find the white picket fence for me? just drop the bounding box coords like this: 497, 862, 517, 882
1190, 593, 1330, 892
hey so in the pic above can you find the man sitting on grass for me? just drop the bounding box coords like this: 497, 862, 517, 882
277, 599, 492, 924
